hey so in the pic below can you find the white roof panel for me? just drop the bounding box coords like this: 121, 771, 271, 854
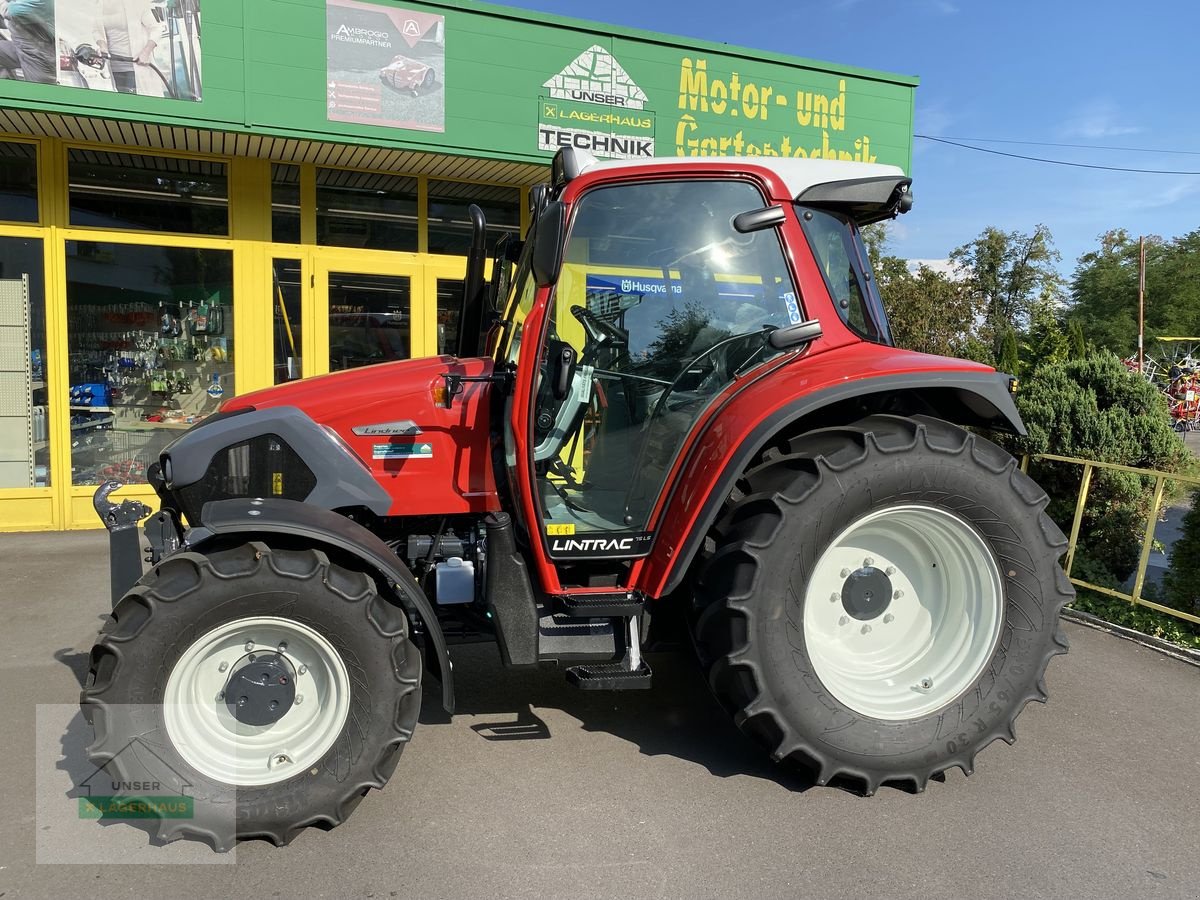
580, 154, 906, 198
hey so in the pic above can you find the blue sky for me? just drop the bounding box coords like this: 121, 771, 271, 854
501, 0, 1200, 278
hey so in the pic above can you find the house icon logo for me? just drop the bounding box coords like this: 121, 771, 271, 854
543, 45, 649, 110
78, 738, 195, 820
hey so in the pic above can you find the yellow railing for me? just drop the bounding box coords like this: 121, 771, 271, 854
1020, 453, 1200, 626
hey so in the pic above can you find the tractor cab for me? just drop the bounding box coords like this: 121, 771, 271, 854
474, 149, 909, 593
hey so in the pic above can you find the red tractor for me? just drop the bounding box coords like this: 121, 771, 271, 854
85, 149, 1071, 849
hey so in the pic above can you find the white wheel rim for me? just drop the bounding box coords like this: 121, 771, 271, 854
163, 616, 351, 787
803, 504, 1004, 721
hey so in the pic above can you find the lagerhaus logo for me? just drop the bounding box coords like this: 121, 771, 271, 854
78, 738, 194, 821
538, 45, 656, 160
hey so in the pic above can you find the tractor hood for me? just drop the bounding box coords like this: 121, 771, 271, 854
162, 356, 500, 521
223, 355, 485, 422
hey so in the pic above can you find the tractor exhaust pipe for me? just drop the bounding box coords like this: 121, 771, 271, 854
457, 204, 487, 358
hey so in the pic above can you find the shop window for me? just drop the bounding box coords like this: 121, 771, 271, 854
68, 150, 229, 235
0, 238, 49, 488
328, 272, 411, 371
65, 242, 234, 486
0, 142, 38, 223
427, 181, 520, 257
273, 258, 303, 383
317, 169, 417, 252
272, 164, 302, 244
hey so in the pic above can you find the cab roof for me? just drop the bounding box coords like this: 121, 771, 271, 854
575, 152, 906, 200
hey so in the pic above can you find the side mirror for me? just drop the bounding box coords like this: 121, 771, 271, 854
531, 201, 566, 287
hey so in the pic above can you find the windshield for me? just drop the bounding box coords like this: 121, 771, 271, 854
797, 206, 893, 345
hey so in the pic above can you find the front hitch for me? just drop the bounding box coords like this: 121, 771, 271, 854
93, 480, 152, 608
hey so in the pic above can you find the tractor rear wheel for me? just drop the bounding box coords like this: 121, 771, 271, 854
80, 542, 422, 849
692, 415, 1072, 793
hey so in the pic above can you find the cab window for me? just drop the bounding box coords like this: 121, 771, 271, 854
531, 178, 801, 547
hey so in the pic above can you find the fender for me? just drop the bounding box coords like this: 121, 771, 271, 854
640, 368, 1025, 598
190, 497, 455, 714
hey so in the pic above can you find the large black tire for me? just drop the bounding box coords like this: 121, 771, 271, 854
692, 414, 1072, 793
80, 542, 422, 849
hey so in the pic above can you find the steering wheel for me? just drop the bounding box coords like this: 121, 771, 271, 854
645, 328, 772, 421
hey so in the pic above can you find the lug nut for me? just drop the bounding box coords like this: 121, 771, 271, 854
838, 616, 848, 626
277, 641, 288, 653
298, 664, 307, 675
885, 566, 896, 576
275, 754, 290, 765
893, 590, 904, 599
840, 568, 850, 578
863, 557, 875, 567
883, 613, 895, 624
914, 678, 933, 692
216, 691, 224, 701
218, 661, 228, 673
861, 624, 872, 634
244, 640, 255, 651
830, 592, 840, 603
295, 694, 304, 705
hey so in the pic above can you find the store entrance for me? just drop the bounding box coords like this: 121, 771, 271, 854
272, 252, 470, 385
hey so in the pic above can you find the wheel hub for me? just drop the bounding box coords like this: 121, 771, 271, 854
224, 652, 296, 726
841, 566, 893, 621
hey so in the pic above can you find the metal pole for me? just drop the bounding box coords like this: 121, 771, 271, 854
1137, 236, 1145, 374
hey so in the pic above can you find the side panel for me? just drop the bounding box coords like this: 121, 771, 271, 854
632, 349, 1022, 598
225, 356, 500, 516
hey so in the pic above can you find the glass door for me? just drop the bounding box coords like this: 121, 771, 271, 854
313, 255, 426, 374
427, 261, 466, 357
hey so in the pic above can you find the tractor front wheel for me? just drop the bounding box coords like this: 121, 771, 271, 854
692, 415, 1072, 793
80, 542, 422, 849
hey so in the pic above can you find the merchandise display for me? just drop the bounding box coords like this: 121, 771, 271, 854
68, 297, 232, 484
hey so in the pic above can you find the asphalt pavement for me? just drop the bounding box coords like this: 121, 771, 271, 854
0, 530, 1197, 899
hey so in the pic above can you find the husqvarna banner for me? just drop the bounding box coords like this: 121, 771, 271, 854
0, 0, 202, 101
325, 0, 444, 132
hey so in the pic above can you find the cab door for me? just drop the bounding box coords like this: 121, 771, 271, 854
513, 177, 804, 582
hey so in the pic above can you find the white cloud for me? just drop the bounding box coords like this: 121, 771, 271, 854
915, 99, 953, 136
906, 258, 967, 279
1060, 100, 1142, 140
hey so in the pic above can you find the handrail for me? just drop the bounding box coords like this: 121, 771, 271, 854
1020, 453, 1200, 626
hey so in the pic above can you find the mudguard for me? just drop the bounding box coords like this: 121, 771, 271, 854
189, 497, 455, 713
644, 369, 1025, 598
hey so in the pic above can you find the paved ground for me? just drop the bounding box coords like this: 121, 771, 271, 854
1, 531, 1198, 900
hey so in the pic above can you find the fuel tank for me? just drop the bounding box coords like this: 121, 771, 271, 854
221, 356, 500, 516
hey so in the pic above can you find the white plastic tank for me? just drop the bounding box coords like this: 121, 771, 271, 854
435, 557, 475, 605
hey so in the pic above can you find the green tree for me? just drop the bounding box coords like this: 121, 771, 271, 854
1069, 229, 1200, 356
876, 259, 982, 359
1012, 351, 1198, 645
1021, 292, 1070, 373
860, 221, 889, 271
1067, 318, 1087, 360
998, 327, 1020, 375
950, 225, 1061, 364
